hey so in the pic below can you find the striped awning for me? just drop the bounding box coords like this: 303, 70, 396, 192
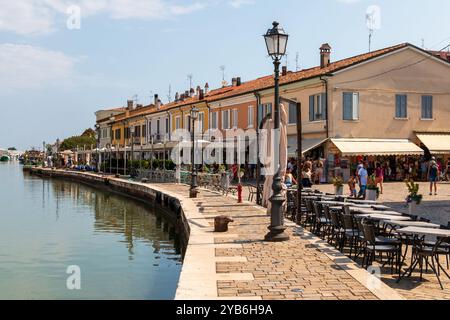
330, 138, 424, 156
416, 134, 450, 155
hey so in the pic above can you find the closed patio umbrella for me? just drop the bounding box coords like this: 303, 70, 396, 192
262, 103, 288, 213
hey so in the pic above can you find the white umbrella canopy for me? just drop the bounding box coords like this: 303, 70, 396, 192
262, 103, 288, 213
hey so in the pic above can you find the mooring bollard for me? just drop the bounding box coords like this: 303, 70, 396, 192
214, 215, 234, 232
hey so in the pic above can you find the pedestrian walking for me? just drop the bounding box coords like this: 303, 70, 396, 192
428, 157, 440, 195
358, 163, 368, 199
375, 163, 384, 194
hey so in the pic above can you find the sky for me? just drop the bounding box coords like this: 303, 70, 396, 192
1, 0, 450, 150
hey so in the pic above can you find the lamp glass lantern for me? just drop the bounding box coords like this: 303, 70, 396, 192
190, 107, 199, 121
264, 21, 289, 61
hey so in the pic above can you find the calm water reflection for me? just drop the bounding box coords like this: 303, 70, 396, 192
0, 163, 182, 300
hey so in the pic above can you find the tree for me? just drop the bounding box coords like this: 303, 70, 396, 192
8, 147, 17, 151
59, 128, 96, 151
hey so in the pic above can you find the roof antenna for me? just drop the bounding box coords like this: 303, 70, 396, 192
366, 5, 380, 52
187, 74, 193, 90
295, 52, 300, 71
284, 52, 289, 70
167, 84, 172, 103
220, 65, 228, 87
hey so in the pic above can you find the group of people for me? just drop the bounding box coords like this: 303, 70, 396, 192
347, 161, 370, 199
345, 157, 448, 198
283, 157, 325, 189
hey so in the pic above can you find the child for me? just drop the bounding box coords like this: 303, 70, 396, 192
348, 175, 357, 198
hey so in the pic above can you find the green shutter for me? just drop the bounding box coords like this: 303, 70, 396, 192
309, 95, 315, 121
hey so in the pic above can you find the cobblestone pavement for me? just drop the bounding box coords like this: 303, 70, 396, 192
158, 184, 403, 300
237, 182, 450, 299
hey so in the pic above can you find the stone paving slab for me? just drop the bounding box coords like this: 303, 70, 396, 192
155, 184, 402, 300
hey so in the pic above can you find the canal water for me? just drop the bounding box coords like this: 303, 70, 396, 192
0, 163, 183, 300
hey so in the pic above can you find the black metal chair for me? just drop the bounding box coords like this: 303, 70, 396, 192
341, 213, 360, 258
303, 199, 316, 230
329, 210, 344, 249
313, 202, 330, 239
362, 220, 402, 274
410, 236, 450, 289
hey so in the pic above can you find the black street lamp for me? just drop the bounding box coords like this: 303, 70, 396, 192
189, 107, 199, 198
263, 21, 290, 242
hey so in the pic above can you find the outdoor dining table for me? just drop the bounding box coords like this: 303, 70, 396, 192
382, 220, 440, 229
318, 201, 346, 206
396, 227, 450, 289
371, 205, 391, 211
345, 203, 373, 209
350, 208, 404, 216
355, 213, 411, 221
346, 199, 379, 205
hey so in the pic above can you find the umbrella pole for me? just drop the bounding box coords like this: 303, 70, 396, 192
296, 102, 303, 224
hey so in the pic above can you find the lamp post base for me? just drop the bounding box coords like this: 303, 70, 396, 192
264, 226, 290, 242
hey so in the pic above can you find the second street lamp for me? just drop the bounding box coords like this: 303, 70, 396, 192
263, 21, 290, 242
189, 107, 199, 198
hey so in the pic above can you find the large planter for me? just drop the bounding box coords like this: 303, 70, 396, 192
408, 201, 418, 216
366, 189, 378, 201
334, 185, 344, 195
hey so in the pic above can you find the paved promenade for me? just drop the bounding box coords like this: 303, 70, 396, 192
156, 184, 402, 300
34, 169, 450, 300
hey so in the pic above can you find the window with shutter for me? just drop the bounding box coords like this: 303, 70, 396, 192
309, 95, 315, 121
422, 96, 433, 119
343, 92, 359, 120
309, 94, 327, 121
248, 106, 254, 127
288, 102, 297, 124
395, 94, 407, 118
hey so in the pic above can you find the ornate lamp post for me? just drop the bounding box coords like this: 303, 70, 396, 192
263, 21, 290, 242
130, 126, 135, 171
189, 107, 199, 198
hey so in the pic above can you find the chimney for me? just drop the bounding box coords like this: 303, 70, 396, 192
175, 92, 179, 101
204, 82, 209, 94
282, 66, 287, 76
320, 43, 331, 68
231, 78, 237, 87
196, 85, 201, 96
236, 77, 242, 86
190, 88, 195, 97
199, 89, 204, 100
127, 100, 134, 110
154, 94, 161, 109
185, 90, 189, 98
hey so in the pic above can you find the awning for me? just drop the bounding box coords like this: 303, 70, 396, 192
330, 138, 424, 156
287, 136, 328, 156
416, 134, 450, 155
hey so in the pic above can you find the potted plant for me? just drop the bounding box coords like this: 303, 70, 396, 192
405, 179, 423, 215
331, 176, 344, 195
366, 174, 379, 200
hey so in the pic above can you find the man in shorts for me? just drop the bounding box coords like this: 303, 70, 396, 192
428, 157, 440, 196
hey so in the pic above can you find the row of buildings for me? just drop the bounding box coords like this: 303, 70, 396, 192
94, 42, 450, 181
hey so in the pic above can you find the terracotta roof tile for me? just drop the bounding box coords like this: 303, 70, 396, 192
107, 43, 411, 122
206, 43, 409, 102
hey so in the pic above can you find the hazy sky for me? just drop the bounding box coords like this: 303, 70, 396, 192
1, 0, 450, 150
